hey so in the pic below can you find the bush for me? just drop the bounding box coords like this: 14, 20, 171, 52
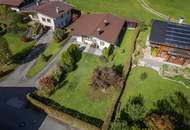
29, 93, 104, 128
90, 67, 124, 92
60, 44, 81, 72
53, 28, 69, 42
32, 22, 43, 36
0, 37, 12, 64
0, 23, 7, 36
140, 72, 148, 80
102, 45, 113, 60
37, 75, 55, 97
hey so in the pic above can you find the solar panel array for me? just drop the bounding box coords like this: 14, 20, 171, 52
165, 22, 190, 49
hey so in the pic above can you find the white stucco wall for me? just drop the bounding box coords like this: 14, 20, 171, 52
37, 13, 54, 29
33, 10, 71, 30
73, 36, 111, 50
10, 7, 20, 12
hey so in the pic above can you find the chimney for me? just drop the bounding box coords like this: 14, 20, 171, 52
178, 17, 184, 24
36, 0, 40, 6
104, 19, 109, 26
97, 28, 104, 35
56, 7, 60, 14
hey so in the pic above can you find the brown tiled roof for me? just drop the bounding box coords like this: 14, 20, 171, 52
71, 13, 125, 45
0, 0, 24, 7
22, 1, 73, 18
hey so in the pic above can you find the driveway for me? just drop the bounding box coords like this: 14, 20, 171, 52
0, 30, 53, 87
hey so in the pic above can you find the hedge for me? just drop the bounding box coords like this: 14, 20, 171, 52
29, 92, 104, 128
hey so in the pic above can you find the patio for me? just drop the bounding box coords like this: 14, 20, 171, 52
70, 39, 102, 56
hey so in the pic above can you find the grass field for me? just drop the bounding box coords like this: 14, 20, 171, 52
119, 67, 190, 114
3, 33, 35, 55
145, 0, 190, 23
113, 29, 138, 65
26, 41, 61, 78
49, 54, 121, 120
66, 0, 159, 23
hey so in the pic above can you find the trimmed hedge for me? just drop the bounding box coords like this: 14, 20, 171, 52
29, 93, 104, 128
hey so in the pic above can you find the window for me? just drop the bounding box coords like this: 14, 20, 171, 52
47, 18, 51, 23
42, 17, 46, 22
100, 41, 105, 46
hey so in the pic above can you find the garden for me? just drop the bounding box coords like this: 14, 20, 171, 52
0, 5, 36, 78
27, 28, 139, 130
26, 29, 70, 78
109, 66, 190, 130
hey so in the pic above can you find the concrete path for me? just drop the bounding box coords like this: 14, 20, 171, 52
138, 0, 178, 22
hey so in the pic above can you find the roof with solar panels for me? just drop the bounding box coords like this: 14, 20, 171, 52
149, 19, 190, 50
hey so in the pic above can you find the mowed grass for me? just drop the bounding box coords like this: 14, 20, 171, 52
26, 41, 61, 78
66, 0, 159, 23
49, 54, 121, 120
3, 33, 35, 55
119, 67, 190, 113
113, 29, 138, 65
145, 0, 190, 23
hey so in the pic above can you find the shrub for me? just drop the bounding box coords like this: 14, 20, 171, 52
144, 114, 174, 130
60, 44, 81, 72
53, 28, 69, 42
0, 37, 12, 64
140, 72, 148, 80
138, 22, 148, 32
37, 75, 55, 97
121, 95, 146, 122
41, 54, 52, 62
90, 67, 124, 92
32, 22, 43, 36
0, 23, 7, 36
102, 45, 113, 60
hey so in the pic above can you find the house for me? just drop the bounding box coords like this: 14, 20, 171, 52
22, 0, 74, 30
149, 19, 190, 65
70, 13, 126, 50
0, 0, 33, 12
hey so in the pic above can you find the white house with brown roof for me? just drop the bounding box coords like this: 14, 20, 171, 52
70, 13, 126, 50
22, 0, 73, 30
0, 0, 34, 12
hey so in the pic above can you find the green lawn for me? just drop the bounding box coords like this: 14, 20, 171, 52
49, 54, 121, 120
66, 0, 160, 23
145, 0, 190, 23
3, 33, 35, 55
119, 67, 190, 114
26, 41, 61, 78
113, 29, 138, 65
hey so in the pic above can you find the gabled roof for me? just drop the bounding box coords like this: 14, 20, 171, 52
22, 1, 73, 18
149, 20, 190, 50
71, 13, 125, 44
0, 0, 24, 7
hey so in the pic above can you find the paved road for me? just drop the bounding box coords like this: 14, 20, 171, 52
0, 86, 78, 130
